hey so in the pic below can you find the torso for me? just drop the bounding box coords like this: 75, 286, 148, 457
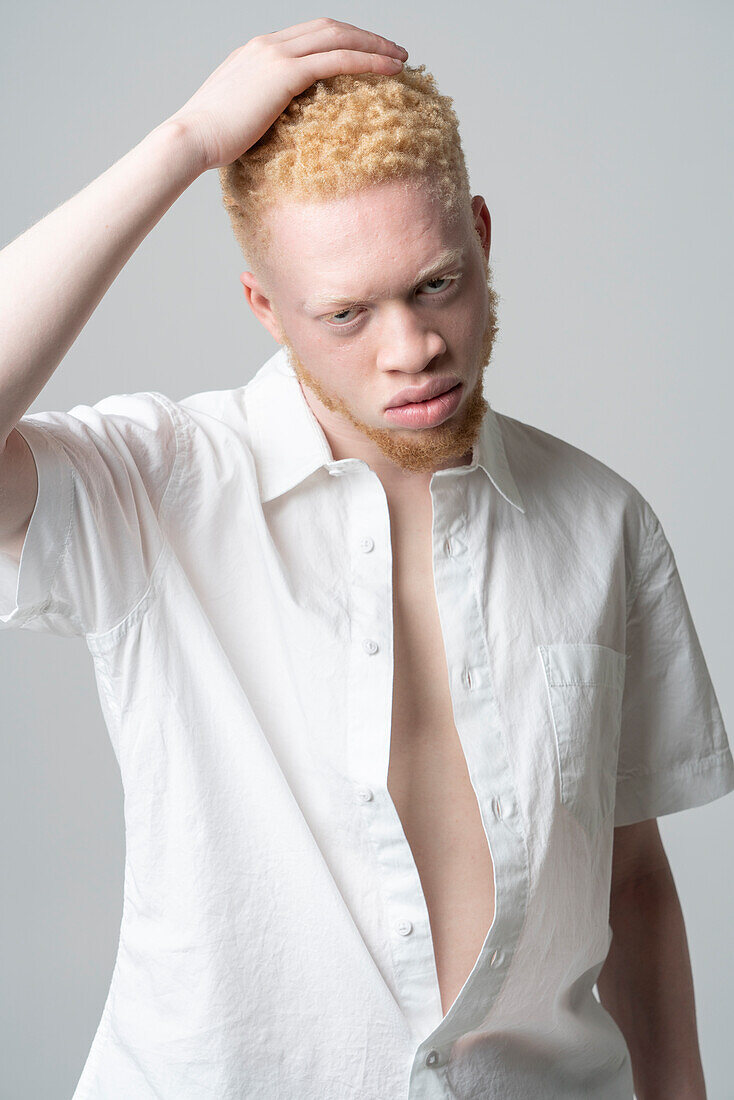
384, 482, 496, 1019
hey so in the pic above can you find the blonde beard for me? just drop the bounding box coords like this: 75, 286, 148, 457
274, 258, 499, 475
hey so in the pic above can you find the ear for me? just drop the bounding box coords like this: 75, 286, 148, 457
239, 271, 285, 344
470, 196, 491, 261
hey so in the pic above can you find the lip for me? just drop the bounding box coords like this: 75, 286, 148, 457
385, 376, 461, 410
383, 382, 463, 429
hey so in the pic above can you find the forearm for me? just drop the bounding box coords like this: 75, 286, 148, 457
0, 116, 204, 445
597, 866, 706, 1099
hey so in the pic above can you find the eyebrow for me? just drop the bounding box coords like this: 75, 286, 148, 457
304, 246, 466, 310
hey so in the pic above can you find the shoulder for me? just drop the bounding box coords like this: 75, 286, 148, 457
494, 410, 658, 590
17, 390, 179, 481
496, 408, 652, 519
163, 385, 255, 451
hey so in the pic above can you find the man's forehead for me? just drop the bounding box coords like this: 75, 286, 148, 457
260, 177, 470, 308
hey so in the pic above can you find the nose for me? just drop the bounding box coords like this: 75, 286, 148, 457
375, 306, 447, 374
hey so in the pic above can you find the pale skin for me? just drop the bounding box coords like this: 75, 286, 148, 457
0, 16, 705, 1096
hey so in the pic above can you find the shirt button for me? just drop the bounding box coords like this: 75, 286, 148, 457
362, 639, 379, 655
355, 786, 374, 803
425, 1049, 441, 1068
395, 919, 413, 936
491, 797, 503, 820
490, 948, 504, 967
444, 538, 453, 556
360, 536, 375, 553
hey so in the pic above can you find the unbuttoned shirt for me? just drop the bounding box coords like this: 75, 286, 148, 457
2, 346, 733, 1099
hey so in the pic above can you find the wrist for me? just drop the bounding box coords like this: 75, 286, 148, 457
148, 114, 210, 185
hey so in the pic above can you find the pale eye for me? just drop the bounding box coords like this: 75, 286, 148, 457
421, 276, 453, 294
327, 307, 360, 326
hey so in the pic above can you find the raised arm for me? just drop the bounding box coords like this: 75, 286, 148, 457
0, 18, 408, 554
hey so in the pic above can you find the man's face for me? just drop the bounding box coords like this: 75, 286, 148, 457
241, 178, 498, 476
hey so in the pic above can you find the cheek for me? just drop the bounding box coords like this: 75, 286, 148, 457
294, 340, 359, 402
445, 288, 486, 344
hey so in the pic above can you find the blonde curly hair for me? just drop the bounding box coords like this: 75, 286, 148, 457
217, 63, 474, 291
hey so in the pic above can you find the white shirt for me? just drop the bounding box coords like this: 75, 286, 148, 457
2, 346, 733, 1099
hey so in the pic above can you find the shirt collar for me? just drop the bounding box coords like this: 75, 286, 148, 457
243, 347, 525, 514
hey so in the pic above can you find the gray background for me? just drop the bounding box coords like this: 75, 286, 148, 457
1, 0, 732, 1096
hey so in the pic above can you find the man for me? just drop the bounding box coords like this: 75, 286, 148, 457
0, 17, 731, 1099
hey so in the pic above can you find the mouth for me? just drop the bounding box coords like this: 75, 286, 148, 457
383, 382, 464, 428
385, 378, 462, 410
405, 381, 461, 406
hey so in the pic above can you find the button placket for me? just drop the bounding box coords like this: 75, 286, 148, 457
424, 478, 530, 1044
345, 472, 392, 794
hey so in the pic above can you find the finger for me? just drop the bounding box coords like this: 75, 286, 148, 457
281, 24, 407, 62
264, 18, 346, 43
292, 48, 405, 87
269, 18, 407, 60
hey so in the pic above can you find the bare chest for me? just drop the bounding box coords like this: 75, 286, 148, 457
385, 499, 495, 1018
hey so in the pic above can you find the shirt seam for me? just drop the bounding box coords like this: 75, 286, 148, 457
148, 391, 187, 528
84, 540, 170, 652
625, 507, 658, 621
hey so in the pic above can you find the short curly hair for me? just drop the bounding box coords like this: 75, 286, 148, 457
217, 63, 474, 290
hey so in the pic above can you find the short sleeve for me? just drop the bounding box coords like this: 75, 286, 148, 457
0, 391, 179, 638
614, 502, 734, 826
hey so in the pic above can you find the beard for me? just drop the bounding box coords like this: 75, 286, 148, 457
275, 252, 499, 475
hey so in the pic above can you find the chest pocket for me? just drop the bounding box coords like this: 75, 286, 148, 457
537, 642, 627, 839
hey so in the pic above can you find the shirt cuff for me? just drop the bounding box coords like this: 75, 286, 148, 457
614, 744, 734, 826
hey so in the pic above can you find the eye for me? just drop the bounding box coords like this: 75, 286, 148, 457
327, 306, 361, 327
420, 275, 454, 294
323, 272, 462, 331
